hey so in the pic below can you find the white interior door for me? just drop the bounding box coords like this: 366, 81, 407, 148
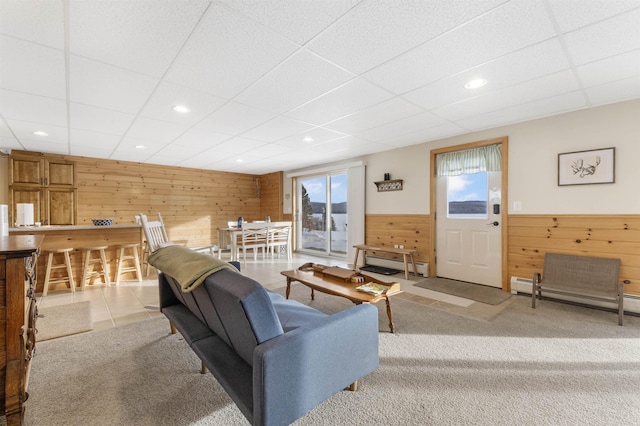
436, 171, 502, 287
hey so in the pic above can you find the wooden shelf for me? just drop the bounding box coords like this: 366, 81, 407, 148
374, 179, 403, 192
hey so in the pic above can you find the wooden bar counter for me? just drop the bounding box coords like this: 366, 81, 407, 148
9, 225, 143, 293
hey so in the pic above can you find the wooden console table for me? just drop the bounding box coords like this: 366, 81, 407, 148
0, 235, 43, 425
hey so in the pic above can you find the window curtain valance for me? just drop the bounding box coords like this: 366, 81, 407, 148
436, 144, 502, 176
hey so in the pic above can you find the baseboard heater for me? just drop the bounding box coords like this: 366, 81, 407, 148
510, 276, 640, 315
362, 255, 428, 276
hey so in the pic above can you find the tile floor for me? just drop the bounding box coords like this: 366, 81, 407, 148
37, 252, 503, 330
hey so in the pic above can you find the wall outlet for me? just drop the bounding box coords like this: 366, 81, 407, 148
399, 245, 404, 249
394, 244, 399, 248
513, 201, 522, 212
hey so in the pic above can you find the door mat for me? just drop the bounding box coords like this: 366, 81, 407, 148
359, 264, 400, 275
414, 278, 511, 305
37, 301, 94, 341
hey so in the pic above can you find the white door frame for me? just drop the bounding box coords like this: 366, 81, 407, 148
429, 137, 509, 291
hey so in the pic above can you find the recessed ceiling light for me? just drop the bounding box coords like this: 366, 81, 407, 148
303, 136, 314, 143
236, 158, 243, 163
172, 105, 191, 113
135, 145, 145, 149
33, 131, 48, 136
464, 78, 487, 89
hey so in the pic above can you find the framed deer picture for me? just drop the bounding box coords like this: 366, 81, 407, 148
558, 147, 615, 186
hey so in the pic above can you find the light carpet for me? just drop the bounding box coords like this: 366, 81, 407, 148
26, 286, 640, 425
414, 277, 512, 305
36, 301, 93, 341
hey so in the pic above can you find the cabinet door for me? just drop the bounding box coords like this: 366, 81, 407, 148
10, 188, 44, 225
47, 160, 75, 187
10, 158, 44, 186
46, 188, 76, 225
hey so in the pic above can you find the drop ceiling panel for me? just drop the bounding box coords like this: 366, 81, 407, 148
125, 117, 191, 144
307, 0, 507, 74
139, 81, 228, 125
364, 0, 557, 95
240, 116, 314, 143
577, 49, 640, 87
164, 2, 299, 99
219, 0, 360, 45
547, 0, 640, 33
274, 127, 346, 148
324, 97, 425, 134
0, 91, 67, 127
585, 77, 640, 106
234, 49, 355, 114
70, 56, 159, 114
563, 9, 640, 66
6, 120, 68, 147
69, 104, 135, 136
378, 122, 467, 147
198, 102, 275, 136
0, 0, 65, 49
0, 36, 66, 99
69, 129, 121, 158
211, 137, 268, 155
355, 111, 447, 142
285, 78, 395, 125
172, 128, 232, 150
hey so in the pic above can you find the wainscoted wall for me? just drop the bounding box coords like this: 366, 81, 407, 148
364, 213, 639, 297
364, 214, 430, 264
508, 215, 639, 295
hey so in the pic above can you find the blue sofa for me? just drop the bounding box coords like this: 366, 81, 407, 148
152, 247, 379, 426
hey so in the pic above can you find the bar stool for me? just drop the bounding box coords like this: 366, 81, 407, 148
81, 246, 111, 289
115, 243, 142, 285
43, 248, 75, 296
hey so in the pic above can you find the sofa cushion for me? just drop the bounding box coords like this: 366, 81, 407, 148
267, 291, 329, 332
204, 270, 284, 366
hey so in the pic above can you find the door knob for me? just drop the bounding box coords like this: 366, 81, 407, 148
487, 221, 499, 227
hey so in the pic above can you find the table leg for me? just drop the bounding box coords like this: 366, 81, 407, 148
410, 254, 418, 278
402, 254, 409, 280
385, 297, 395, 333
311, 288, 315, 301
353, 248, 360, 270
286, 277, 291, 299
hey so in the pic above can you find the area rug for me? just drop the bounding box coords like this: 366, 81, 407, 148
36, 301, 93, 341
414, 277, 511, 305
25, 288, 640, 426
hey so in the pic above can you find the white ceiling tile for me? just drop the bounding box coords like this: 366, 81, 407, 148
585, 76, 640, 106
69, 129, 121, 158
0, 0, 65, 49
457, 91, 588, 131
403, 39, 570, 110
378, 122, 468, 147
240, 116, 314, 143
177, 150, 235, 169
364, 0, 557, 94
547, 0, 640, 33
307, 0, 507, 74
198, 102, 275, 136
126, 117, 190, 144
0, 137, 23, 150
219, 0, 360, 45
6, 119, 68, 148
117, 136, 165, 153
211, 137, 268, 155
139, 81, 228, 125
577, 49, 640, 87
324, 97, 425, 134
69, 0, 210, 77
172, 128, 232, 150
433, 70, 581, 121
355, 111, 448, 142
70, 56, 159, 114
0, 91, 67, 126
285, 78, 395, 124
165, 2, 299, 99
275, 127, 346, 148
564, 9, 640, 66
234, 49, 355, 114
70, 103, 135, 136
0, 36, 66, 99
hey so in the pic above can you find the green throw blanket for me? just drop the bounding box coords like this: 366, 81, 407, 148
148, 244, 239, 292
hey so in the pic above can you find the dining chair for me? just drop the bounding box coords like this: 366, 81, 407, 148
238, 222, 268, 261
138, 213, 170, 253
267, 221, 292, 260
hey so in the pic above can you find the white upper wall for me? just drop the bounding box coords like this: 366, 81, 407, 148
364, 99, 640, 215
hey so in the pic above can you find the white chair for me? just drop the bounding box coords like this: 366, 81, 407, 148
238, 222, 268, 261
138, 213, 170, 253
267, 221, 292, 260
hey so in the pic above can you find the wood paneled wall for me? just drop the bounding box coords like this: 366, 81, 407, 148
364, 214, 430, 264
508, 215, 640, 295
13, 150, 282, 248
366, 213, 640, 296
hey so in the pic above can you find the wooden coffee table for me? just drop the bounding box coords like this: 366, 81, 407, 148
280, 268, 402, 333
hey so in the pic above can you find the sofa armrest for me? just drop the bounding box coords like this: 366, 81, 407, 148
252, 303, 379, 426
158, 272, 179, 309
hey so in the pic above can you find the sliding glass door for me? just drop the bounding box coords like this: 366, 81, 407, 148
296, 172, 347, 258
